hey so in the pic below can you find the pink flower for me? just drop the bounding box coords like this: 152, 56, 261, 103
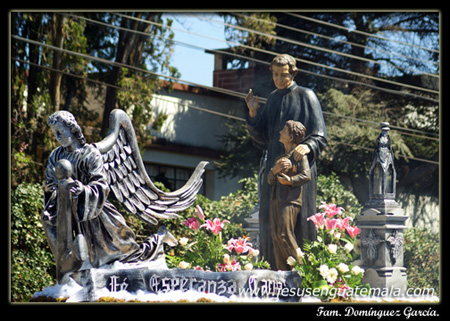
201, 218, 229, 235
325, 218, 338, 231
307, 213, 326, 230
336, 217, 351, 232
217, 260, 241, 272
345, 225, 361, 238
196, 205, 205, 221
184, 217, 200, 231
227, 236, 252, 254
319, 202, 344, 218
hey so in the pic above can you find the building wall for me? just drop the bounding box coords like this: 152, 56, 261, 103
145, 84, 246, 200
83, 82, 246, 200
150, 87, 244, 150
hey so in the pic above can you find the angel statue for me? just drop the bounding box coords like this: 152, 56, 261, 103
41, 109, 207, 283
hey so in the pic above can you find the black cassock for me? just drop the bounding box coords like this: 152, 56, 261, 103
247, 82, 327, 268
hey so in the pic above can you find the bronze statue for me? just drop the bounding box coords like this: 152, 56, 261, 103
245, 54, 327, 268
42, 110, 207, 283
268, 120, 311, 271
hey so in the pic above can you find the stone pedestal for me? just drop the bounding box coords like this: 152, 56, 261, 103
358, 207, 408, 295
356, 122, 408, 296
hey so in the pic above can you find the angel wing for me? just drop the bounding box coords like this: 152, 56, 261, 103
93, 109, 208, 225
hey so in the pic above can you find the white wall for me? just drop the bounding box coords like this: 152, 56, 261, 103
145, 88, 245, 200
150, 89, 245, 150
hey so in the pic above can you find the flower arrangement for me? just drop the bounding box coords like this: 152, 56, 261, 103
168, 205, 269, 272
287, 202, 369, 301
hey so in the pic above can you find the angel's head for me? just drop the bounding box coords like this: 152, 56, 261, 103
48, 111, 86, 150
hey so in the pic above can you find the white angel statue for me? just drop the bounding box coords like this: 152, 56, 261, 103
41, 109, 207, 283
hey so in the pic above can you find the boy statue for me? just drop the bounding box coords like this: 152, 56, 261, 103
245, 54, 327, 268
268, 120, 311, 271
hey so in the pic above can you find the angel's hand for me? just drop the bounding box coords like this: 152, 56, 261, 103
67, 180, 84, 197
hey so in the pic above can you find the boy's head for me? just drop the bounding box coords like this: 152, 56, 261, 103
284, 120, 306, 144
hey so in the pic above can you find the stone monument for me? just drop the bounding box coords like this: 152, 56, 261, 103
35, 109, 302, 302
357, 122, 408, 295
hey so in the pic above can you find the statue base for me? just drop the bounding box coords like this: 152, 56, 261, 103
35, 261, 302, 302
361, 267, 407, 296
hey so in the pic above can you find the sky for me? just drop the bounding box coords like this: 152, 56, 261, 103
161, 13, 228, 87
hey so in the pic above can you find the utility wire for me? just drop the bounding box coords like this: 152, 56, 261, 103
286, 12, 439, 54
12, 55, 439, 165
12, 34, 439, 138
66, 12, 438, 103
194, 13, 439, 79
115, 12, 439, 96
233, 13, 439, 67
328, 139, 439, 165
12, 54, 439, 139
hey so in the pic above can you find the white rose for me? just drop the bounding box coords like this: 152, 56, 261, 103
296, 247, 305, 259
179, 237, 189, 246
337, 263, 349, 273
327, 244, 338, 254
344, 242, 354, 252
327, 268, 338, 284
351, 266, 365, 275
249, 249, 260, 258
178, 261, 191, 269
244, 263, 253, 271
287, 256, 297, 267
319, 264, 329, 278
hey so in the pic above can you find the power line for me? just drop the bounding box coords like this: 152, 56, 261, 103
12, 34, 439, 138
286, 12, 439, 54
115, 12, 439, 96
233, 12, 439, 67
194, 13, 439, 79
67, 12, 438, 103
12, 55, 439, 165
12, 35, 249, 101
328, 139, 439, 165
322, 112, 438, 139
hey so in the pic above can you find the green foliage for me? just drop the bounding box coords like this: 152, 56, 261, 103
404, 227, 440, 296
318, 88, 414, 176
215, 121, 263, 179
164, 175, 268, 271
10, 183, 55, 302
316, 172, 362, 219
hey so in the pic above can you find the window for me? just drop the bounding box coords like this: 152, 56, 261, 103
144, 163, 205, 195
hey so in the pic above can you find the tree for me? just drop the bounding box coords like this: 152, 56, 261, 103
10, 11, 178, 185
216, 12, 439, 209
11, 12, 91, 185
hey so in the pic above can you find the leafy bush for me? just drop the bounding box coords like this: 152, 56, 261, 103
316, 172, 362, 219
164, 176, 262, 269
404, 227, 440, 296
10, 183, 55, 302
166, 205, 269, 272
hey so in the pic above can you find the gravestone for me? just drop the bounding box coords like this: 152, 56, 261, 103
356, 122, 408, 295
